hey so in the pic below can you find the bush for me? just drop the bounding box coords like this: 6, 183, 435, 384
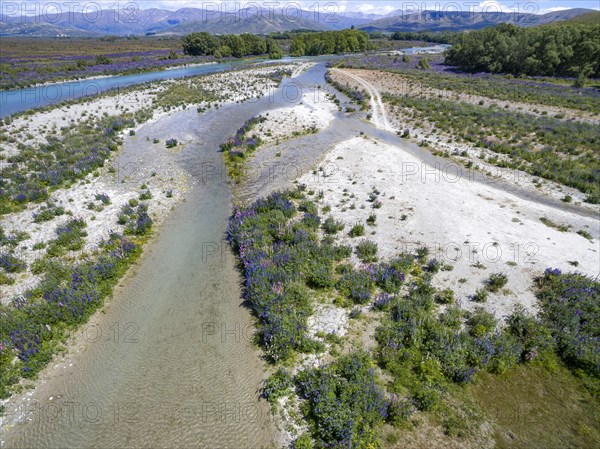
296, 352, 388, 449
32, 204, 65, 223
301, 213, 321, 231
356, 240, 378, 263
119, 203, 152, 236
435, 288, 455, 304
562, 195, 573, 203
95, 55, 112, 65
412, 383, 440, 411
372, 262, 405, 293
387, 395, 416, 425
227, 192, 325, 362
467, 307, 497, 337
46, 218, 87, 256
417, 58, 431, 70
299, 201, 318, 215
472, 288, 488, 303
307, 262, 335, 289
426, 258, 442, 273
0, 252, 27, 273
139, 190, 152, 201
439, 306, 463, 329
165, 138, 178, 148
294, 433, 313, 449
536, 269, 600, 378
506, 306, 554, 361
337, 270, 373, 304
373, 293, 393, 311
263, 368, 293, 404
0, 272, 14, 285
485, 273, 508, 292
349, 224, 365, 237
322, 216, 345, 235
577, 229, 593, 241
95, 193, 111, 205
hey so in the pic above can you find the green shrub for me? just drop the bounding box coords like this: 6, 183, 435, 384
32, 204, 65, 223
165, 138, 178, 148
467, 307, 497, 337
412, 383, 440, 411
307, 262, 335, 289
337, 270, 373, 304
349, 224, 365, 238
294, 433, 314, 449
46, 218, 87, 257
435, 288, 455, 304
299, 201, 318, 215
0, 272, 14, 285
485, 273, 508, 292
322, 217, 345, 235
536, 269, 600, 379
506, 306, 555, 361
263, 368, 293, 404
0, 252, 27, 273
472, 288, 488, 303
296, 351, 388, 449
356, 240, 378, 263
139, 190, 152, 201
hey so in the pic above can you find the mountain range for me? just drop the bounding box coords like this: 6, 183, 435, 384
0, 7, 595, 37
361, 8, 597, 32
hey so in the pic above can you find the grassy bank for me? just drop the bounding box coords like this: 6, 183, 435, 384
227, 187, 600, 448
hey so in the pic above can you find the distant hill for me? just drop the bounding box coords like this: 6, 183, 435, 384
164, 12, 329, 35
0, 20, 99, 37
359, 8, 595, 32
564, 11, 600, 24
0, 7, 595, 37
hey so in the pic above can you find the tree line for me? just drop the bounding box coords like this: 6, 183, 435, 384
289, 29, 371, 56
445, 23, 600, 81
182, 32, 284, 59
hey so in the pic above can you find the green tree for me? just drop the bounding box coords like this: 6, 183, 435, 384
446, 22, 600, 78
290, 37, 306, 57
182, 32, 219, 56
266, 38, 284, 59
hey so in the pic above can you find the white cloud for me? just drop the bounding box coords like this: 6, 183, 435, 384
538, 7, 571, 14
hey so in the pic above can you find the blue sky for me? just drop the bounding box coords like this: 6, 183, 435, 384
4, 1, 599, 16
